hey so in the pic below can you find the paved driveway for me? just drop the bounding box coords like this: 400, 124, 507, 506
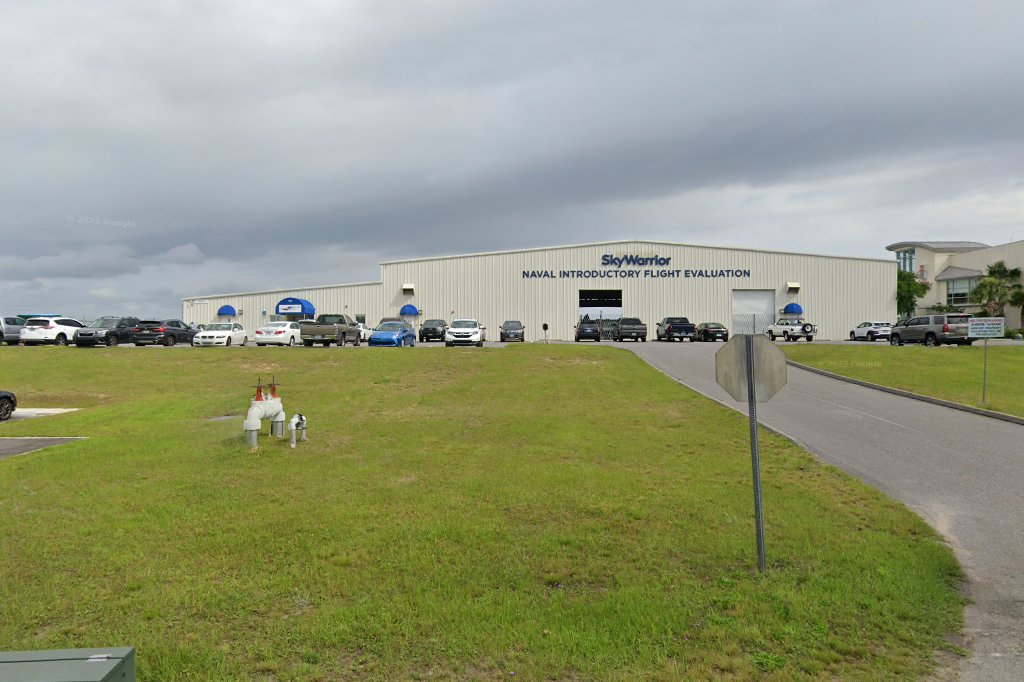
625, 341, 1023, 681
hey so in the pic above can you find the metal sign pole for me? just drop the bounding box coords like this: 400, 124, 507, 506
983, 338, 989, 403
745, 333, 767, 573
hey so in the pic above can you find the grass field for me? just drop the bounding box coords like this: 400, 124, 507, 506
0, 345, 963, 680
783, 343, 1024, 418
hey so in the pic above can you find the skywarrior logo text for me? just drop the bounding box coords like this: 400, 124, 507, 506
601, 254, 672, 268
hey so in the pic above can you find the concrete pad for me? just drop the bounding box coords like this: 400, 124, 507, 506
0, 437, 85, 460
8, 408, 79, 421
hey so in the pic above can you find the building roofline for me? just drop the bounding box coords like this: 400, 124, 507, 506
885, 241, 989, 253
379, 239, 896, 266
182, 280, 381, 302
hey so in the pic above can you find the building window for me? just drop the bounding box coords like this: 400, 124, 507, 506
946, 278, 976, 305
896, 248, 916, 273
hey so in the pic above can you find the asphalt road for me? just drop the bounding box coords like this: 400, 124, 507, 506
624, 340, 1023, 681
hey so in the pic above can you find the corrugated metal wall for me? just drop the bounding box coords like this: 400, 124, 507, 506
182, 241, 897, 341
182, 282, 383, 333
379, 241, 896, 341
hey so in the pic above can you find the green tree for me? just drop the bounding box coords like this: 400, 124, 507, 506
1009, 287, 1024, 330
897, 269, 930, 317
970, 260, 1023, 317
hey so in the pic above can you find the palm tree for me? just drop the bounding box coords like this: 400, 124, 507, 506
970, 260, 1023, 317
1010, 287, 1024, 330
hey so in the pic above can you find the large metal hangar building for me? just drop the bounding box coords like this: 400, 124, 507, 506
182, 240, 897, 341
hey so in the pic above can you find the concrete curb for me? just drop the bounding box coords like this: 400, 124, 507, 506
787, 360, 1024, 427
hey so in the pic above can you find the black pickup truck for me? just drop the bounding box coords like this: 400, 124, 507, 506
613, 317, 647, 342
656, 317, 697, 342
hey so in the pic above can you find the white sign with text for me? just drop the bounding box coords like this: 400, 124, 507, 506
968, 317, 1005, 339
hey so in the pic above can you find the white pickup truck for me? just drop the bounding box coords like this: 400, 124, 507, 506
766, 318, 817, 342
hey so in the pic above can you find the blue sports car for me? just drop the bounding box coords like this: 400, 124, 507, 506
369, 321, 417, 347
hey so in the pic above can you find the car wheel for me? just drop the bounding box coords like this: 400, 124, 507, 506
476, 341, 483, 347
107, 335, 119, 347
768, 331, 775, 341
783, 332, 790, 342
225, 337, 231, 347
867, 332, 875, 342
0, 397, 13, 421
165, 335, 177, 347
850, 332, 856, 341
924, 333, 938, 347
242, 336, 248, 346
641, 337, 646, 342
55, 334, 68, 346
890, 335, 901, 346
288, 336, 295, 346
806, 336, 813, 342
303, 340, 314, 347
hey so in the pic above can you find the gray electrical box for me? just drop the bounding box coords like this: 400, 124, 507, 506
0, 647, 135, 681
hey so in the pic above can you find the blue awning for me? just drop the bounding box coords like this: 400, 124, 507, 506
217, 305, 237, 316
276, 297, 315, 316
399, 304, 419, 316
783, 303, 803, 315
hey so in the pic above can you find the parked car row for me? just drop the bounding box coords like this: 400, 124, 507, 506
574, 316, 730, 343
846, 314, 976, 346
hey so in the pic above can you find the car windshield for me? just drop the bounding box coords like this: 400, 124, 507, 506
266, 322, 289, 328
451, 320, 478, 329
705, 323, 724, 329
620, 318, 640, 325
376, 322, 403, 331
665, 318, 688, 323
503, 321, 523, 329
206, 323, 232, 331
25, 319, 51, 327
87, 318, 120, 329
947, 315, 971, 323
424, 319, 446, 326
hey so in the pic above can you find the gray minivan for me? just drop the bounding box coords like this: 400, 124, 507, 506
0, 317, 25, 345
890, 314, 972, 346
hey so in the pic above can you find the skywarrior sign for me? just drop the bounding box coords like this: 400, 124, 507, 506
523, 254, 753, 279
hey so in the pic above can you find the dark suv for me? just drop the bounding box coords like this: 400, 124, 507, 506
499, 320, 525, 342
890, 314, 972, 347
74, 316, 140, 347
575, 319, 601, 342
0, 389, 15, 421
133, 319, 197, 347
419, 319, 447, 343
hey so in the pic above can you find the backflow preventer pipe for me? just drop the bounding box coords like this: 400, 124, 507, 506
243, 378, 287, 448
288, 413, 307, 448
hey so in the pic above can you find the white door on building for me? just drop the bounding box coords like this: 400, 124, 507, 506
731, 290, 776, 334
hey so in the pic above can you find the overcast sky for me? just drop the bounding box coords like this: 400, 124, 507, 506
3, 0, 1023, 319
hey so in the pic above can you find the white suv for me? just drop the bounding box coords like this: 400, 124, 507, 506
445, 319, 486, 347
20, 317, 86, 346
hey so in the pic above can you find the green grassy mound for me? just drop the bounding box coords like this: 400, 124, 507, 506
0, 345, 962, 679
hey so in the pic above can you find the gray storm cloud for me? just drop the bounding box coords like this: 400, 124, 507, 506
1, 0, 1023, 317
